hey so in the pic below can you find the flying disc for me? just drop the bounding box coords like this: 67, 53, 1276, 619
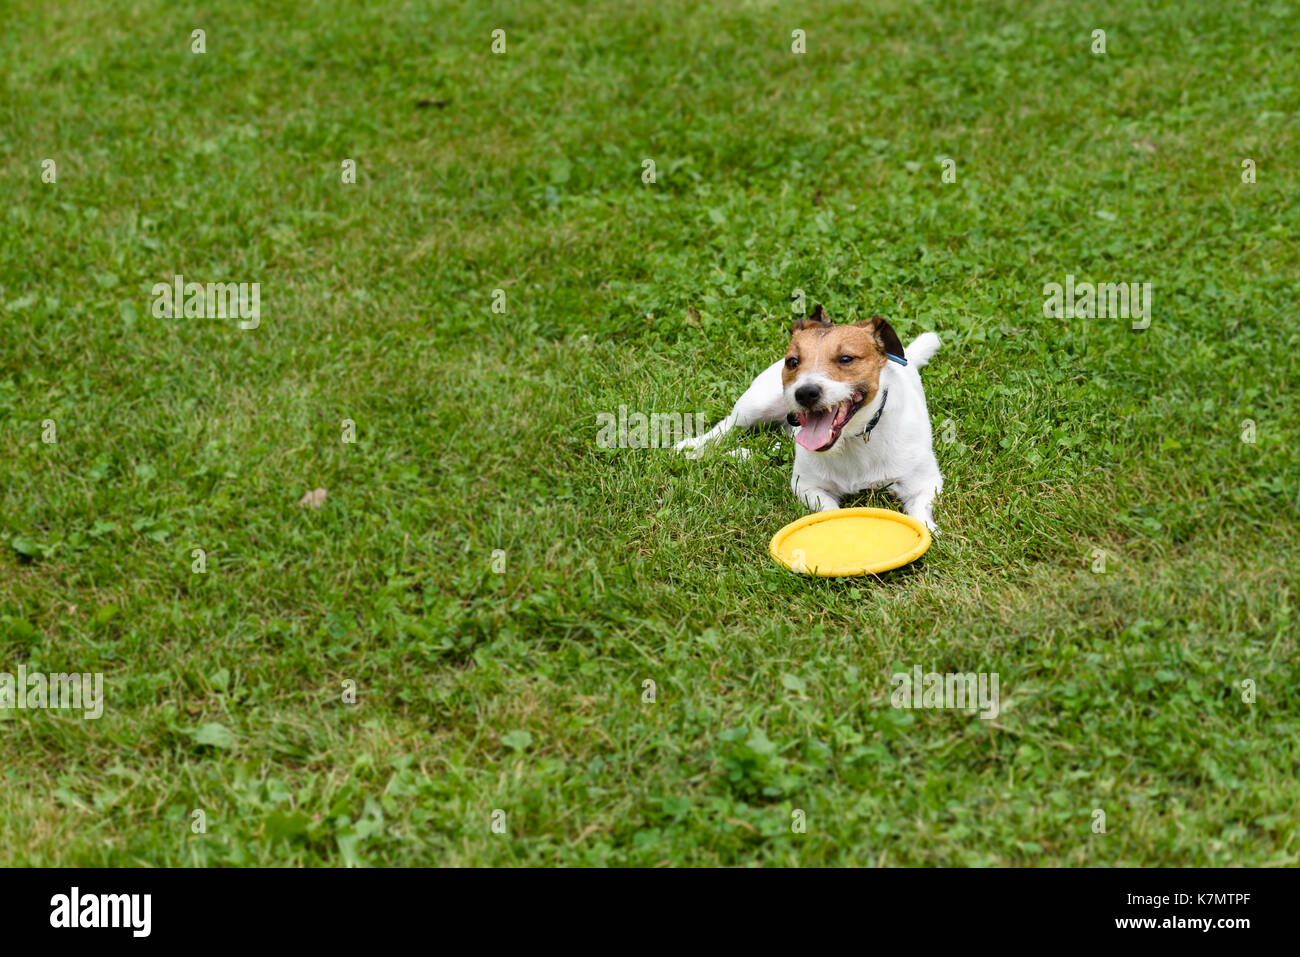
769, 507, 931, 577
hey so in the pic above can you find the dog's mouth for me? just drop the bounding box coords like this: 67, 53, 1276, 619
793, 392, 865, 452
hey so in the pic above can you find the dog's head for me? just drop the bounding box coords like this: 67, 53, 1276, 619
782, 305, 905, 452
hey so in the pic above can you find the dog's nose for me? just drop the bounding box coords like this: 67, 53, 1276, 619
795, 384, 822, 407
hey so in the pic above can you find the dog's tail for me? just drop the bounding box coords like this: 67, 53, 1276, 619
906, 332, 941, 369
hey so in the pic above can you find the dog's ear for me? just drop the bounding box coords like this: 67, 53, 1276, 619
857, 315, 905, 360
790, 304, 832, 333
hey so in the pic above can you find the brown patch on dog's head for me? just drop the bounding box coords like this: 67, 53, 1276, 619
789, 303, 832, 334
782, 312, 904, 395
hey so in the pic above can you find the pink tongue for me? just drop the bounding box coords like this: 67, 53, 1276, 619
796, 408, 836, 450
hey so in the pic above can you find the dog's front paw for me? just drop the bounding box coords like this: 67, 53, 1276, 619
674, 435, 707, 459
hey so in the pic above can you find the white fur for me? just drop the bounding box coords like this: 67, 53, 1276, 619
676, 332, 944, 530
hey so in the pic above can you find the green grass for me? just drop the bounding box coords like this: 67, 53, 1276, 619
1, 0, 1298, 866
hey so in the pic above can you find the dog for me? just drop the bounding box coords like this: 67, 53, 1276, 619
676, 305, 944, 530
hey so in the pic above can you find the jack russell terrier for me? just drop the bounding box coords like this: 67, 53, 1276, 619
676, 305, 944, 530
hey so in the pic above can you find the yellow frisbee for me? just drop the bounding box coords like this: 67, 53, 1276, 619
769, 507, 932, 577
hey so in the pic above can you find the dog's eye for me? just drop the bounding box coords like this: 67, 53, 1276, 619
838, 355, 855, 364
785, 357, 799, 370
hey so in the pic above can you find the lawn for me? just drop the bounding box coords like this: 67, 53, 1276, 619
1, 0, 1297, 866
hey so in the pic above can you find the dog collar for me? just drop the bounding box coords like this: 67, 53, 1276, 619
886, 353, 907, 366
855, 387, 888, 441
